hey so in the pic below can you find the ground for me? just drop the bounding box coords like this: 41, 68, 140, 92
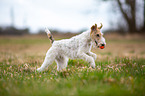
0, 34, 145, 96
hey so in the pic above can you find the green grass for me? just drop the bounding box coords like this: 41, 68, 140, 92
0, 36, 145, 96
0, 57, 145, 96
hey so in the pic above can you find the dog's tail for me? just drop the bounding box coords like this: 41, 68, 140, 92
45, 28, 54, 43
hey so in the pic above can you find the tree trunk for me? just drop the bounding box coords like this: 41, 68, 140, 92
128, 20, 136, 33
117, 0, 137, 33
142, 0, 145, 31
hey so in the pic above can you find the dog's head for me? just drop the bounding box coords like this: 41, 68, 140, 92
90, 23, 106, 49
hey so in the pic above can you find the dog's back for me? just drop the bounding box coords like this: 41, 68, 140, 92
50, 30, 92, 59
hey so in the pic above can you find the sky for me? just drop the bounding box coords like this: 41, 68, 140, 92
0, 0, 143, 33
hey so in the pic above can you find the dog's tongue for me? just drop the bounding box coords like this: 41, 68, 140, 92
99, 46, 104, 49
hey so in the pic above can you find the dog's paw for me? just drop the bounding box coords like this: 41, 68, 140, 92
36, 68, 42, 72
91, 64, 96, 69
92, 66, 96, 69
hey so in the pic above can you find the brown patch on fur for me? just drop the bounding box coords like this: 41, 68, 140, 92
91, 24, 97, 31
47, 33, 54, 43
47, 33, 51, 37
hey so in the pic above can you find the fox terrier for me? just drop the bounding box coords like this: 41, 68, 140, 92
37, 23, 106, 72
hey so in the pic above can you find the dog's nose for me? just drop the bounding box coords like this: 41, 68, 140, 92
101, 44, 105, 46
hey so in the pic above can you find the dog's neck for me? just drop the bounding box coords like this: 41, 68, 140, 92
84, 29, 93, 42
81, 29, 91, 40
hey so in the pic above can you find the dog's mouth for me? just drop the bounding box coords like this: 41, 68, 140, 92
95, 40, 105, 49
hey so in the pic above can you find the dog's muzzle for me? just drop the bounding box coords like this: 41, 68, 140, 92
95, 40, 105, 49
100, 44, 105, 49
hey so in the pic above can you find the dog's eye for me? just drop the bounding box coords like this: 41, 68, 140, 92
96, 34, 100, 37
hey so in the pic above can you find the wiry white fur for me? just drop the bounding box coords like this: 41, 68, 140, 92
45, 27, 51, 34
37, 29, 105, 72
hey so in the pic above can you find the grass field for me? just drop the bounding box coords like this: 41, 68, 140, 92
0, 34, 145, 96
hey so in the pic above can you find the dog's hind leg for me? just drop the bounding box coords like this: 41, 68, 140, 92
55, 56, 69, 71
37, 47, 56, 72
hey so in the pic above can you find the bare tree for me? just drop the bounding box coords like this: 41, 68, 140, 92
101, 0, 144, 33
117, 0, 137, 33
142, 0, 145, 31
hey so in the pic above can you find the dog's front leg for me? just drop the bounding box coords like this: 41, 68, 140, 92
87, 52, 97, 60
78, 52, 96, 68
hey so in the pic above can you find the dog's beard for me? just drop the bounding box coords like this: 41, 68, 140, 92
95, 40, 100, 48
92, 40, 99, 48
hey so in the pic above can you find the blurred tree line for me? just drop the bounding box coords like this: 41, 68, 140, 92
0, 26, 29, 35
0, 6, 30, 35
103, 0, 144, 34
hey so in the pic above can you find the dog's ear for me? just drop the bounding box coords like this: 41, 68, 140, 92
91, 24, 97, 31
98, 23, 103, 29
91, 24, 97, 34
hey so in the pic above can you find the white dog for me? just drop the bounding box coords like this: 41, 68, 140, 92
37, 23, 106, 72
